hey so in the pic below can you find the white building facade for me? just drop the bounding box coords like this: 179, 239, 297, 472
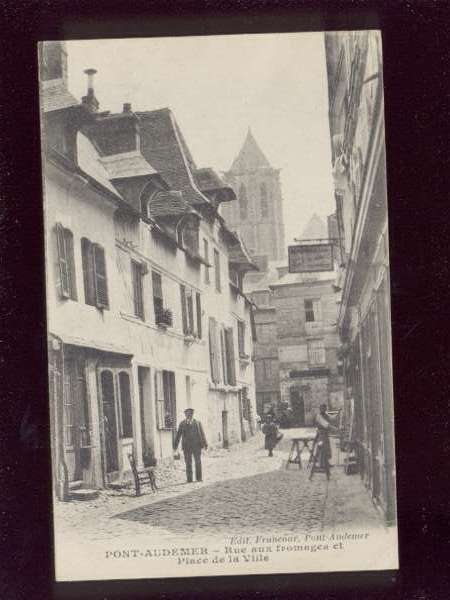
41, 42, 257, 500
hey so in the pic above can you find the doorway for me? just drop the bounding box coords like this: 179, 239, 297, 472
138, 367, 154, 466
62, 356, 91, 483
100, 370, 119, 478
222, 410, 229, 449
290, 387, 305, 427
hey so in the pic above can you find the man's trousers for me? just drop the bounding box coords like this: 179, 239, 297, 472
183, 447, 202, 482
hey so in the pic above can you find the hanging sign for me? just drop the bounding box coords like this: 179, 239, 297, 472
288, 243, 334, 273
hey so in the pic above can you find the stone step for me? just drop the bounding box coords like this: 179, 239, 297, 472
68, 480, 84, 490
69, 488, 99, 501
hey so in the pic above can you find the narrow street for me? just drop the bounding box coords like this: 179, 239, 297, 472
54, 430, 384, 549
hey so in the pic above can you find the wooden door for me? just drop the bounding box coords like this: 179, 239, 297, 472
290, 387, 305, 426
100, 369, 120, 478
222, 410, 229, 449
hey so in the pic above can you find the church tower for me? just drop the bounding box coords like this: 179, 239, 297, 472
222, 129, 286, 268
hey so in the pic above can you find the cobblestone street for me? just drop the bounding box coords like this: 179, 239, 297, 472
54, 429, 385, 549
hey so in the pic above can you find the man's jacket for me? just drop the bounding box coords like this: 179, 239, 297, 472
174, 418, 207, 451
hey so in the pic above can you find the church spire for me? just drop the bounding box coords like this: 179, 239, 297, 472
229, 128, 272, 172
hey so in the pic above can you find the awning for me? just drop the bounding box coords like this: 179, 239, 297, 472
51, 332, 133, 357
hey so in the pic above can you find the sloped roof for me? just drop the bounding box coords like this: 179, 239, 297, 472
40, 80, 79, 113
228, 232, 259, 271
136, 109, 209, 207
193, 168, 236, 202
148, 191, 193, 218
77, 132, 123, 197
100, 151, 158, 179
229, 128, 272, 172
194, 168, 227, 192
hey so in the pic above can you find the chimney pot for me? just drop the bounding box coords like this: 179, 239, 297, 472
123, 102, 132, 113
82, 68, 99, 113
84, 68, 97, 93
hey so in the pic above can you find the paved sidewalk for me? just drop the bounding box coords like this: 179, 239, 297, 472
54, 430, 385, 546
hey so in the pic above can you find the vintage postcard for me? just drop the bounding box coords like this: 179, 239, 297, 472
39, 31, 398, 581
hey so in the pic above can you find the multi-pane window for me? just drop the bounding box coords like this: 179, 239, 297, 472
152, 271, 163, 322
214, 249, 221, 292
131, 260, 145, 320
81, 237, 109, 309
255, 358, 277, 382
239, 183, 247, 219
208, 317, 221, 383
180, 285, 202, 338
260, 182, 269, 218
155, 370, 177, 430
256, 322, 276, 344
237, 320, 246, 356
181, 217, 200, 255
196, 292, 202, 339
221, 327, 236, 386
203, 238, 210, 284
304, 298, 322, 322
308, 339, 326, 365
55, 223, 77, 300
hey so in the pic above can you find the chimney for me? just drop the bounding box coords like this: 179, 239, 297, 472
82, 68, 99, 113
123, 102, 132, 113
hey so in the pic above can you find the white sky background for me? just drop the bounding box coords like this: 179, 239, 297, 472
67, 33, 334, 245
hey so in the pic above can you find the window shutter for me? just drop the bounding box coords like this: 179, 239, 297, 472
56, 223, 70, 299
187, 291, 194, 334
209, 318, 220, 383
203, 238, 210, 284
64, 230, 77, 301
214, 249, 221, 292
93, 244, 109, 309
225, 327, 236, 385
152, 271, 163, 320
196, 292, 202, 339
155, 370, 165, 429
180, 284, 187, 334
313, 299, 322, 321
239, 322, 243, 354
220, 328, 228, 385
250, 307, 257, 342
81, 238, 95, 305
132, 261, 144, 319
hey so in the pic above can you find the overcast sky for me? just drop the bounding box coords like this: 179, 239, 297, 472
66, 33, 334, 244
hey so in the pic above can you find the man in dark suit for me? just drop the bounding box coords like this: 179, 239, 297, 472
174, 408, 208, 483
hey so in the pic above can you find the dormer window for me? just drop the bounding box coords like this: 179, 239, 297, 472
179, 215, 200, 256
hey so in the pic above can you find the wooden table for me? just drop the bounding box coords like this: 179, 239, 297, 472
286, 434, 317, 470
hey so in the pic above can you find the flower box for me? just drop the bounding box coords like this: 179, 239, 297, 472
156, 307, 173, 328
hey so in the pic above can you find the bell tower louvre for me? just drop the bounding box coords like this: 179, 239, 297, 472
222, 128, 286, 270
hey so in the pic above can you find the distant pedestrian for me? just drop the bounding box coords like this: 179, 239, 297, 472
262, 414, 283, 457
173, 408, 208, 483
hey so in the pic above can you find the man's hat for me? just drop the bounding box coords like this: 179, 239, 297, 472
184, 408, 194, 414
